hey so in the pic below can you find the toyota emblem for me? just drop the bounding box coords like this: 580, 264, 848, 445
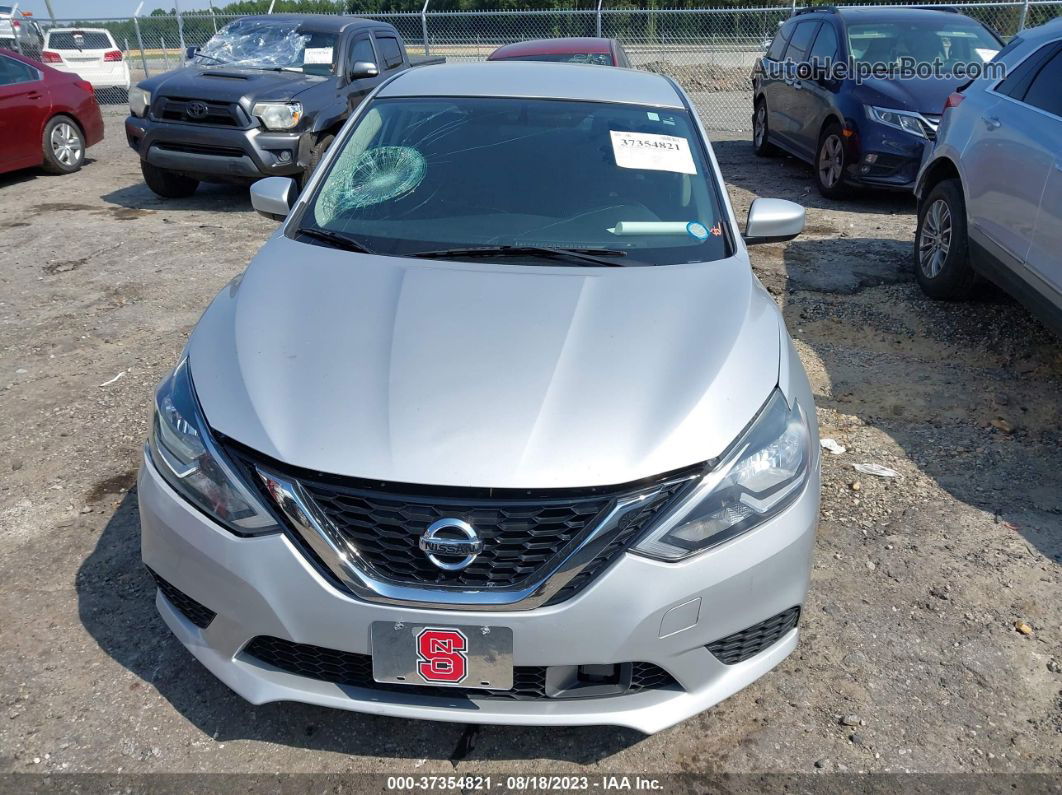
185, 101, 209, 120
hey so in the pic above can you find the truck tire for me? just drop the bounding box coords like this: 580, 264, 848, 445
300, 133, 334, 190
141, 161, 199, 199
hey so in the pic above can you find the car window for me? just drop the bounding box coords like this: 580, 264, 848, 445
766, 20, 794, 61
995, 42, 1061, 100
784, 21, 818, 63
1021, 50, 1062, 117
350, 36, 376, 67
194, 19, 338, 75
302, 96, 732, 266
375, 34, 403, 70
46, 31, 113, 49
0, 54, 39, 85
809, 22, 839, 63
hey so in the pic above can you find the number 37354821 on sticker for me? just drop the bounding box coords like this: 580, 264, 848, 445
610, 130, 698, 175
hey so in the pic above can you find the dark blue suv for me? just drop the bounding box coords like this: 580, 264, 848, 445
751, 6, 1002, 197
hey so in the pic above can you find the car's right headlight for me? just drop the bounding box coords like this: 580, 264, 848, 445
129, 86, 150, 117
148, 359, 279, 536
632, 389, 811, 561
252, 101, 303, 130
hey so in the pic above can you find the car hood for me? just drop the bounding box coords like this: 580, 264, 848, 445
188, 235, 782, 489
855, 75, 967, 116
143, 65, 327, 104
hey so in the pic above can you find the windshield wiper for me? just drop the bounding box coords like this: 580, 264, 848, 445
297, 227, 375, 254
411, 245, 632, 268
194, 52, 227, 65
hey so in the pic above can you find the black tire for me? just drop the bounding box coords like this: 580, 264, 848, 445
141, 160, 199, 199
914, 178, 975, 300
815, 123, 849, 198
41, 115, 85, 175
752, 98, 780, 157
299, 133, 334, 189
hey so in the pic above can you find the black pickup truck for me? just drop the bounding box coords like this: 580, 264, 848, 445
125, 15, 442, 198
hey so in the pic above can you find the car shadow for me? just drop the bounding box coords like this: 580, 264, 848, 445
101, 181, 254, 214
75, 490, 646, 763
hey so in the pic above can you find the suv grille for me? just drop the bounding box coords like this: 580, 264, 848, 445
154, 96, 246, 127
707, 606, 800, 664
148, 568, 216, 629
243, 635, 678, 701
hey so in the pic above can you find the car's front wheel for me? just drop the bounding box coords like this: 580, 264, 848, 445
816, 124, 848, 198
141, 161, 199, 199
41, 115, 85, 174
914, 178, 975, 300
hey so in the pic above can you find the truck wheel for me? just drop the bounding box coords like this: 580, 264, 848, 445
141, 161, 199, 199
41, 116, 85, 174
914, 178, 975, 300
300, 134, 334, 189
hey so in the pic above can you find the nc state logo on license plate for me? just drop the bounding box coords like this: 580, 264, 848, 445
416, 627, 468, 683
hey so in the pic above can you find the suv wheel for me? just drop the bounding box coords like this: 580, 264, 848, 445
141, 161, 199, 199
816, 124, 848, 198
752, 100, 778, 157
41, 116, 84, 174
914, 178, 975, 299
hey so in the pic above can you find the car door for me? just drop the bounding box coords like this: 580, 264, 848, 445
758, 19, 796, 140
1018, 47, 1062, 307
0, 54, 49, 172
790, 20, 840, 156
344, 32, 384, 111
773, 19, 820, 152
962, 41, 1060, 271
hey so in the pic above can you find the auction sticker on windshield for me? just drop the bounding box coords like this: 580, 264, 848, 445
610, 131, 697, 175
303, 47, 334, 64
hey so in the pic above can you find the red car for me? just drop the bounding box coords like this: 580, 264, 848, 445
487, 37, 631, 67
0, 47, 103, 176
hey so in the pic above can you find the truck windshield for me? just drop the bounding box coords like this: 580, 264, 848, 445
300, 96, 732, 266
195, 19, 338, 75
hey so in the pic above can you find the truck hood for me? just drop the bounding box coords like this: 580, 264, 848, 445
142, 65, 327, 104
188, 235, 782, 489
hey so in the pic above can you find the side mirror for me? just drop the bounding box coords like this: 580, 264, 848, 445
744, 198, 805, 245
185, 45, 200, 61
350, 60, 379, 80
250, 176, 296, 220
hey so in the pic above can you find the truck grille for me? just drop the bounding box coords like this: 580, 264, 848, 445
154, 96, 246, 127
243, 635, 678, 701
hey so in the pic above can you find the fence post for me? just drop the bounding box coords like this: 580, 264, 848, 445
133, 1, 150, 78
596, 0, 603, 38
208, 0, 217, 34
44, 0, 56, 26
267, 0, 276, 14
162, 35, 169, 70
173, 0, 186, 52
1017, 0, 1030, 31
421, 0, 431, 56
10, 2, 22, 54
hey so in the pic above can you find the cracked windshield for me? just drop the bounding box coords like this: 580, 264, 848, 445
194, 18, 338, 75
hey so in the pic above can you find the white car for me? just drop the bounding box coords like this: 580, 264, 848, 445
41, 28, 130, 92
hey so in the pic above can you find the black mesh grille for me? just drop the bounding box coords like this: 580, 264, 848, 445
243, 635, 676, 701
707, 606, 800, 665
149, 568, 216, 629
154, 97, 246, 127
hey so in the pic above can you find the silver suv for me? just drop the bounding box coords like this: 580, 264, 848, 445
0, 6, 43, 56
914, 18, 1062, 335
138, 62, 819, 734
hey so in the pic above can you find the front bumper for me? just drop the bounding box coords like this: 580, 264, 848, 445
844, 119, 930, 191
138, 450, 819, 734
125, 114, 307, 182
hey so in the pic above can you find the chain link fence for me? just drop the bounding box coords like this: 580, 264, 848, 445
28, 1, 1062, 131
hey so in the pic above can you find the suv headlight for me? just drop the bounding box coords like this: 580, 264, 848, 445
252, 101, 303, 130
633, 390, 811, 561
129, 86, 150, 117
865, 105, 929, 138
148, 359, 279, 535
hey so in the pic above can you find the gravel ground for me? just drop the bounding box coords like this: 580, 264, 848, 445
0, 107, 1060, 780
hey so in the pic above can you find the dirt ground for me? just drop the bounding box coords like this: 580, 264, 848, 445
1, 107, 1060, 780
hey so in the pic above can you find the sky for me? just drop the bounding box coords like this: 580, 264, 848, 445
14, 1, 175, 19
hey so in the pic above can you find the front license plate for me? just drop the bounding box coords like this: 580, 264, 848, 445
370, 622, 513, 690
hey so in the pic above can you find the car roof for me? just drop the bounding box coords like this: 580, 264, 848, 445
804, 7, 992, 25
231, 14, 387, 34
379, 61, 685, 108
46, 28, 114, 34
490, 37, 613, 58
1015, 15, 1062, 45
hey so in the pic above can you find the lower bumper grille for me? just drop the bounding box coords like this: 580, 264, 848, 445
149, 569, 216, 629
707, 606, 800, 665
243, 635, 678, 701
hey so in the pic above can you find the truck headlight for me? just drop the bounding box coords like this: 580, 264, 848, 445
129, 86, 151, 117
633, 390, 811, 560
148, 359, 279, 536
252, 101, 303, 130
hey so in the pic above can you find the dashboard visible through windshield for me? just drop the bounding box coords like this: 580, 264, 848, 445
298, 96, 732, 266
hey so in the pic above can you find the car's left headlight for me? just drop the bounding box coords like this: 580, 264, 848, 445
865, 105, 930, 138
633, 389, 811, 561
129, 86, 150, 117
252, 101, 303, 130
148, 359, 280, 535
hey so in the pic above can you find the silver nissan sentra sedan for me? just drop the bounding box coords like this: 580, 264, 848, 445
138, 61, 820, 734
